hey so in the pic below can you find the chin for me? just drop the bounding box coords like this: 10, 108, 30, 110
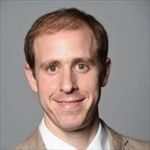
56, 118, 91, 132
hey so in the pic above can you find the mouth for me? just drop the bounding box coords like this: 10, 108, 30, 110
53, 99, 85, 110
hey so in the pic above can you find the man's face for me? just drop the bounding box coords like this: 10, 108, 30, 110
25, 28, 110, 131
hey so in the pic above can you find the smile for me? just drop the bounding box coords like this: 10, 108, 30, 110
53, 99, 84, 110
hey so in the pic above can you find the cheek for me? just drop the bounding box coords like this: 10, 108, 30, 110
78, 70, 100, 91
36, 73, 58, 97
78, 72, 100, 101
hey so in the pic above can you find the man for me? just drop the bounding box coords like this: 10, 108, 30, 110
14, 8, 149, 150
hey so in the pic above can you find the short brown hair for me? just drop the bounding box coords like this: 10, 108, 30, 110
24, 8, 108, 72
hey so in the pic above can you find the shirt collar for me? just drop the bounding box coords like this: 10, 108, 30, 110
39, 118, 109, 150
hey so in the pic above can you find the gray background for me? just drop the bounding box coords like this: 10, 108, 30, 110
1, 0, 150, 149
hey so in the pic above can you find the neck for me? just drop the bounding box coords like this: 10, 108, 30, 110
44, 114, 100, 150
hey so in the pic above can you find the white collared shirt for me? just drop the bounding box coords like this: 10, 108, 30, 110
39, 118, 110, 150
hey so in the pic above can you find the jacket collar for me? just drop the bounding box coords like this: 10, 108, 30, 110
100, 119, 129, 150
35, 129, 46, 150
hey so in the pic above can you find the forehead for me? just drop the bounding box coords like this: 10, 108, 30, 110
33, 28, 98, 62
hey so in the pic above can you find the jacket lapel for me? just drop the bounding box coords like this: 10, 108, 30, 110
36, 129, 46, 150
101, 119, 129, 150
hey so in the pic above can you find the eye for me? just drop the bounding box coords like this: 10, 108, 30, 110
47, 65, 59, 75
75, 63, 89, 73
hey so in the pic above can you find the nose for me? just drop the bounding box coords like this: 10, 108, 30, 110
59, 70, 78, 93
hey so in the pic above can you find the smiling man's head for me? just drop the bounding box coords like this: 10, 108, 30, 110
24, 8, 111, 132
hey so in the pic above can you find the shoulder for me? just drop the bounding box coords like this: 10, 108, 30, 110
100, 119, 150, 150
13, 129, 45, 150
122, 135, 150, 150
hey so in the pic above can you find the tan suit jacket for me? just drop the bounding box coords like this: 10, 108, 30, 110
14, 120, 150, 150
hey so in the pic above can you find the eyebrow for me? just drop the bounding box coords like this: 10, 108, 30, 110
72, 58, 96, 65
40, 57, 96, 69
40, 60, 60, 69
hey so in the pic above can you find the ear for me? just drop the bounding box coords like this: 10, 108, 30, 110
23, 64, 38, 92
100, 57, 111, 87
